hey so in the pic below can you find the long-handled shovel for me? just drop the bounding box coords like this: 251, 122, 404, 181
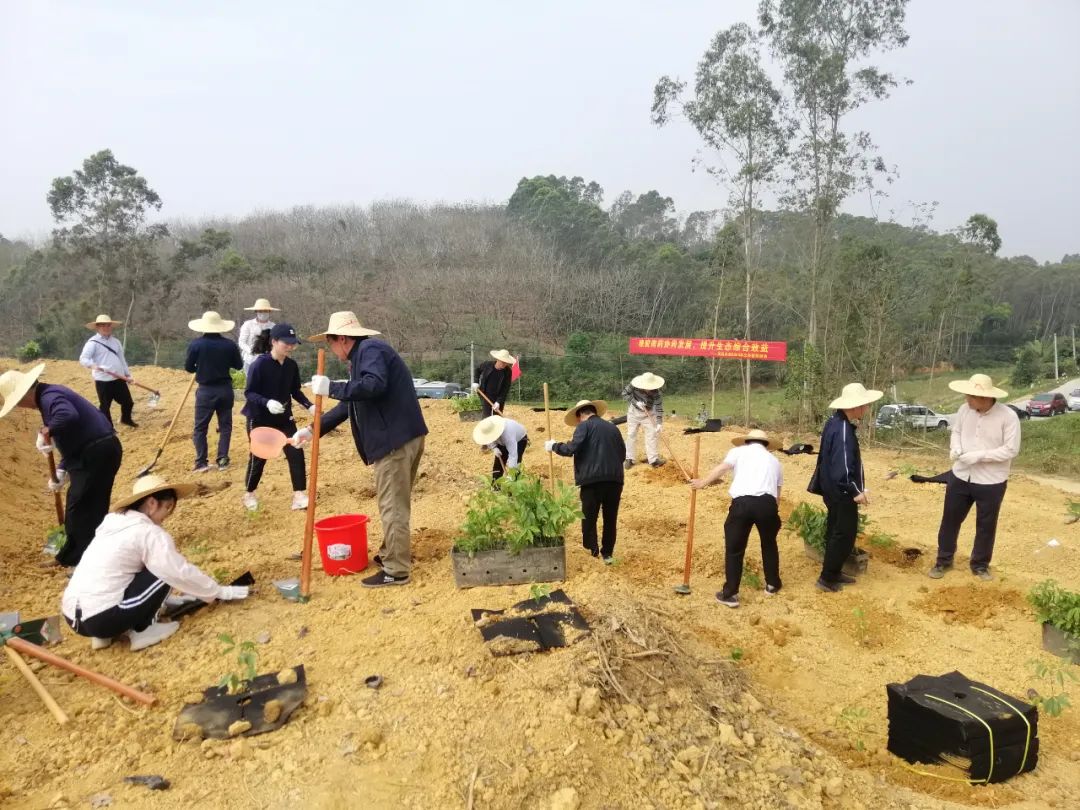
673, 436, 702, 595
475, 387, 500, 415
646, 411, 692, 481
299, 350, 326, 601
0, 613, 66, 723
543, 383, 556, 493
45, 450, 65, 525
137, 374, 197, 477
102, 369, 161, 407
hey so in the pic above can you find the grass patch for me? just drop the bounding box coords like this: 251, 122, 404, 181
1015, 415, 1080, 477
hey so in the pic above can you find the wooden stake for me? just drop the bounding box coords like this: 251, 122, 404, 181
4, 645, 69, 725
543, 383, 555, 493
46, 451, 64, 525
675, 435, 701, 594
300, 349, 325, 600
5, 636, 156, 706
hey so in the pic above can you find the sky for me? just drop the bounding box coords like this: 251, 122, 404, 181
2, 0, 1078, 261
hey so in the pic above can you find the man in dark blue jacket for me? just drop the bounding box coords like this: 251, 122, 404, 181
185, 311, 244, 472
809, 383, 882, 592
307, 311, 428, 588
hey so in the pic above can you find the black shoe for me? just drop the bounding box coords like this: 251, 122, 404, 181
373, 554, 382, 568
216, 458, 230, 471
649, 459, 666, 468
716, 592, 739, 608
815, 577, 843, 593
584, 546, 599, 558
623, 459, 634, 470
835, 573, 857, 584
361, 571, 410, 588
121, 420, 139, 428
764, 584, 781, 596
602, 555, 615, 566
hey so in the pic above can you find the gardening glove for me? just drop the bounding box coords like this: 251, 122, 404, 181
217, 585, 250, 601
310, 375, 331, 397
492, 402, 502, 413
307, 404, 317, 416
292, 427, 313, 448
470, 382, 480, 391
36, 432, 55, 455
544, 440, 556, 452
958, 451, 984, 465
949, 448, 962, 461
654, 422, 663, 435
266, 399, 285, 415
47, 469, 68, 492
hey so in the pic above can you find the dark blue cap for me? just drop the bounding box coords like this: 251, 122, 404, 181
270, 323, 300, 344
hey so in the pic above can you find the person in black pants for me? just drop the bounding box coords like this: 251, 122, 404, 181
691, 429, 783, 608
185, 311, 244, 473
471, 414, 529, 481
0, 363, 123, 567
474, 349, 516, 417
809, 383, 883, 592
242, 324, 314, 512
546, 399, 625, 564
79, 314, 138, 428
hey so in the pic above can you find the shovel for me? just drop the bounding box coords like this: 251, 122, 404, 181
1, 613, 67, 724
45, 449, 65, 525
103, 369, 160, 407
138, 374, 197, 477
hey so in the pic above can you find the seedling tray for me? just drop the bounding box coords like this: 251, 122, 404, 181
452, 545, 566, 588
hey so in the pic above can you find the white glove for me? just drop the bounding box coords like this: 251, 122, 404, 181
654, 422, 663, 435
958, 450, 983, 465
311, 375, 331, 397
47, 469, 68, 492
493, 402, 502, 413
217, 585, 250, 601
308, 404, 317, 416
292, 427, 313, 448
949, 449, 961, 461
470, 382, 480, 391
266, 399, 285, 415
544, 440, 556, 452
481, 443, 494, 453
36, 433, 54, 455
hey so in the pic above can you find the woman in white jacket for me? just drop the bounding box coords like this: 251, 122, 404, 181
62, 475, 249, 651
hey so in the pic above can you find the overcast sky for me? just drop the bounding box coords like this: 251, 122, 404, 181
2, 0, 1078, 261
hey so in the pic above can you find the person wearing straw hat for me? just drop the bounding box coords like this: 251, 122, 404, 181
307, 311, 428, 588
79, 314, 138, 428
184, 311, 244, 473
1, 363, 122, 567
929, 373, 1020, 581
691, 429, 784, 608
472, 414, 529, 481
544, 399, 625, 563
474, 349, 516, 417
239, 298, 280, 374
809, 382, 882, 593
61, 475, 250, 652
622, 371, 666, 469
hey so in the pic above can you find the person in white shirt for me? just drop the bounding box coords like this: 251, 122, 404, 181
79, 314, 137, 428
238, 298, 280, 373
61, 475, 250, 651
930, 374, 1021, 582
691, 429, 783, 608
472, 414, 529, 481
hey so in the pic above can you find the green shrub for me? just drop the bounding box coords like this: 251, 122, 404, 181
787, 501, 867, 554
16, 340, 42, 362
1028, 580, 1080, 636
454, 470, 581, 554
230, 368, 246, 390
448, 392, 482, 414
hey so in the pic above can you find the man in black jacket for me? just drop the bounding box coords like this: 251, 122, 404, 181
546, 399, 625, 564
474, 349, 516, 417
185, 311, 244, 472
307, 311, 428, 588
810, 382, 882, 592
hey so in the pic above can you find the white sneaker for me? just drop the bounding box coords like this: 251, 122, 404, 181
91, 637, 113, 650
242, 492, 259, 511
127, 621, 179, 652
291, 491, 309, 511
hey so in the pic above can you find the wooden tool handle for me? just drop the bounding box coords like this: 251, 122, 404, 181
300, 349, 325, 599
102, 369, 159, 395
157, 375, 197, 453
647, 412, 691, 481
4, 645, 69, 725
475, 387, 497, 410
681, 436, 702, 588
46, 451, 65, 525
6, 636, 157, 706
543, 383, 555, 493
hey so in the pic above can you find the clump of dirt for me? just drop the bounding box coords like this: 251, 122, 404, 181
870, 542, 928, 569
914, 584, 1031, 628
637, 462, 690, 487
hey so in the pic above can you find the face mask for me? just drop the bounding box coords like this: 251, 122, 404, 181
256, 312, 270, 323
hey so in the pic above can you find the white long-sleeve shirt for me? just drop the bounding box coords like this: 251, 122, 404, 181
62, 511, 223, 621
239, 317, 276, 365
490, 418, 528, 468
949, 402, 1021, 485
79, 334, 130, 382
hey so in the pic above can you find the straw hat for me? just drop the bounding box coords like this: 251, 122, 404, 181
243, 298, 281, 312
112, 474, 197, 512
631, 372, 665, 391
0, 363, 45, 419
85, 314, 123, 329
948, 373, 1008, 399
307, 311, 381, 342
731, 429, 779, 452
828, 382, 884, 410
188, 311, 235, 333
489, 349, 517, 365
564, 399, 608, 426
472, 415, 507, 446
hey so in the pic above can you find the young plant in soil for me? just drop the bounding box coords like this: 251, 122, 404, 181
867, 531, 898, 550
218, 633, 259, 695
851, 607, 871, 646
837, 705, 871, 751
448, 393, 482, 414
43, 526, 67, 556
743, 567, 763, 590
1026, 658, 1077, 718
787, 502, 868, 554
529, 583, 553, 603
1028, 579, 1080, 638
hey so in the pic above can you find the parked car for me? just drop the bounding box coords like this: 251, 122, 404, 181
1005, 403, 1030, 421
414, 380, 463, 399
1026, 392, 1068, 417
875, 403, 952, 430
1068, 388, 1080, 411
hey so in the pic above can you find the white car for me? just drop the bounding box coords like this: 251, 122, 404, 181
876, 404, 952, 430
1068, 388, 1080, 411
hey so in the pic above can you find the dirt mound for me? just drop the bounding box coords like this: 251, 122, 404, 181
913, 584, 1031, 628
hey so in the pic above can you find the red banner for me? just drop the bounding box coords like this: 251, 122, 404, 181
629, 337, 787, 362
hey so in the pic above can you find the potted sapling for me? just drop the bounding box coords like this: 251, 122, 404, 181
449, 392, 484, 422
787, 502, 869, 575
1028, 580, 1080, 664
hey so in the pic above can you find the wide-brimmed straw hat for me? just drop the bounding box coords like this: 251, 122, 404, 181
307, 311, 381, 342
112, 474, 197, 512
85, 314, 123, 329
631, 372, 665, 391
829, 382, 884, 410
472, 415, 507, 446
188, 311, 235, 333
948, 373, 1008, 399
565, 399, 608, 426
0, 363, 45, 419
489, 349, 517, 365
244, 298, 280, 312
731, 429, 779, 452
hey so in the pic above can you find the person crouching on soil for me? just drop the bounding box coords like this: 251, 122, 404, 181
545, 399, 625, 564
691, 429, 783, 608
472, 414, 529, 481
809, 383, 882, 593
241, 323, 315, 512
61, 475, 250, 651
622, 371, 666, 469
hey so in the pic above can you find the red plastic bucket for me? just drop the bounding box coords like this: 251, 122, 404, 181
314, 514, 369, 575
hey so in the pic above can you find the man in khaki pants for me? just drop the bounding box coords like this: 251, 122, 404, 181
305, 312, 428, 587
